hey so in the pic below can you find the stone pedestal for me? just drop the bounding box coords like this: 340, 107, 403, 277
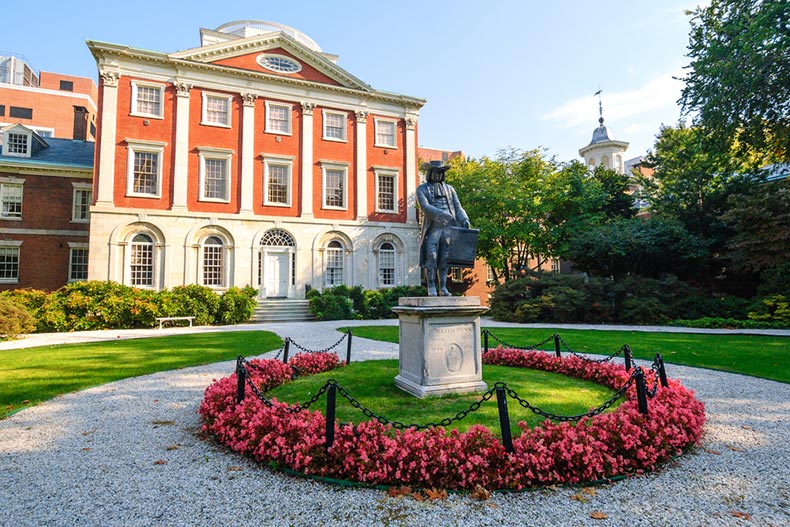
391, 297, 489, 398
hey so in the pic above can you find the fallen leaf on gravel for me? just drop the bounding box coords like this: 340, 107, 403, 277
741, 425, 751, 430
728, 446, 746, 452
425, 488, 448, 501
582, 487, 597, 497
81, 448, 91, 452
590, 511, 608, 520
387, 486, 411, 498
570, 493, 588, 503
166, 444, 180, 451
729, 511, 752, 520
411, 492, 424, 502
703, 448, 722, 455
487, 503, 498, 509
470, 484, 491, 501
152, 420, 175, 426
153, 459, 167, 465
228, 466, 242, 472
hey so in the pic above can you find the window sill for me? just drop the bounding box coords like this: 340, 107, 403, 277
264, 130, 293, 136
200, 121, 232, 128
374, 144, 398, 149
263, 201, 292, 208
129, 112, 164, 120
322, 136, 347, 143
322, 205, 348, 211
198, 197, 231, 204
126, 193, 162, 199
0, 216, 22, 221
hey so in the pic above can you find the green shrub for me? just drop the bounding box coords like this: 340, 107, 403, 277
216, 287, 256, 325
162, 285, 220, 326
669, 317, 786, 329
0, 289, 48, 321
309, 291, 355, 320
0, 297, 36, 337
308, 285, 427, 320
748, 295, 790, 325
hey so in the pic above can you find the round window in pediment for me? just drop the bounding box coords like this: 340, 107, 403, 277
257, 54, 302, 73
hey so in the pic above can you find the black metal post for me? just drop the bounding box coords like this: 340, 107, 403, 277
345, 330, 353, 365
235, 357, 246, 404
496, 385, 514, 454
624, 345, 632, 372
554, 334, 562, 358
282, 338, 290, 364
483, 329, 489, 354
634, 367, 649, 415
325, 382, 337, 450
656, 353, 668, 388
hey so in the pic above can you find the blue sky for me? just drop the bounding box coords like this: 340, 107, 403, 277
5, 0, 704, 163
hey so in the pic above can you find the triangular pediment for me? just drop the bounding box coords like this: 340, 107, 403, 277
169, 32, 372, 92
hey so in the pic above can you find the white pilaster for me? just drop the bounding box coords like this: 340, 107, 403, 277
96, 71, 119, 206
172, 81, 192, 210
355, 110, 369, 220
300, 102, 315, 218
240, 93, 257, 214
404, 116, 418, 222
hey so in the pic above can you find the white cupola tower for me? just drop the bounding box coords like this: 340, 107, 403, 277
579, 91, 629, 173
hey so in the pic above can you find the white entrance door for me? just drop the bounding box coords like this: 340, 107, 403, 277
265, 253, 289, 298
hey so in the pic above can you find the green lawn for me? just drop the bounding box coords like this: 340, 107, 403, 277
0, 331, 283, 418
341, 326, 790, 383
268, 359, 618, 432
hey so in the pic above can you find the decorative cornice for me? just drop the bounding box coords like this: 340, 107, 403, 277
100, 71, 120, 87
174, 81, 192, 97
355, 110, 369, 123
301, 101, 316, 115
241, 92, 257, 106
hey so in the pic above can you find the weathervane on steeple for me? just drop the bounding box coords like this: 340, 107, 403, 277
594, 88, 604, 125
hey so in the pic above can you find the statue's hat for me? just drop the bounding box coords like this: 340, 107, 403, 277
420, 160, 451, 173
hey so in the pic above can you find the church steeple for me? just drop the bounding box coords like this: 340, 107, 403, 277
579, 89, 629, 173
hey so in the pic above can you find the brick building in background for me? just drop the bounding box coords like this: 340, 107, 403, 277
0, 53, 96, 290
87, 21, 425, 298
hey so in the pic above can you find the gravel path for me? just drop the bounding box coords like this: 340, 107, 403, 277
0, 321, 788, 526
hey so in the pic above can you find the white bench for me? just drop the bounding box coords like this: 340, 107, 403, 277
156, 316, 195, 330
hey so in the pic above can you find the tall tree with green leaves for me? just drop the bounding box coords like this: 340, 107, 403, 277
680, 0, 790, 161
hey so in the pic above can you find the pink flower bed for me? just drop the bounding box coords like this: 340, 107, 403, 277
200, 348, 705, 490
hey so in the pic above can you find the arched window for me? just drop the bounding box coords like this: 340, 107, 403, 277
325, 240, 344, 287
601, 155, 610, 169
202, 236, 224, 287
378, 241, 396, 287
130, 233, 154, 287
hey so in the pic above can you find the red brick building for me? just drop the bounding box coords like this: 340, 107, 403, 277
87, 21, 426, 297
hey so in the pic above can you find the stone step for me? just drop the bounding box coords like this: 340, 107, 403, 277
250, 299, 315, 323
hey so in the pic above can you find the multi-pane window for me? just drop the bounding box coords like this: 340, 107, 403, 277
202, 236, 224, 287
132, 83, 163, 117
202, 158, 228, 201
264, 160, 291, 206
0, 183, 23, 218
203, 94, 231, 126
322, 164, 347, 209
72, 187, 92, 222
376, 170, 397, 213
323, 110, 346, 141
0, 246, 20, 282
130, 233, 154, 287
378, 242, 396, 287
325, 240, 344, 287
6, 133, 29, 155
266, 102, 291, 134
551, 258, 561, 274
69, 248, 89, 281
374, 119, 397, 147
132, 151, 159, 195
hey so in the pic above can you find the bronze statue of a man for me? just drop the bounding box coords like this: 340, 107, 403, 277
417, 161, 470, 296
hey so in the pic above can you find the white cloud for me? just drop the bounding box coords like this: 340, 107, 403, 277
541, 72, 684, 129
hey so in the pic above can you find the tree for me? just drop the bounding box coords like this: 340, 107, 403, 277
724, 179, 790, 273
590, 165, 636, 221
680, 0, 790, 161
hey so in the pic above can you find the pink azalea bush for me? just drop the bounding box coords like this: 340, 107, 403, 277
200, 347, 705, 490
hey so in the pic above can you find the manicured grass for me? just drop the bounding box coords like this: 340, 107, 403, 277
342, 326, 790, 383
0, 331, 282, 418
268, 359, 618, 432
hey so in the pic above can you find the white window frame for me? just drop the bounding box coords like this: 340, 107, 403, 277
201, 92, 232, 127
0, 178, 24, 220
322, 109, 347, 142
374, 168, 399, 213
125, 139, 166, 198
374, 118, 398, 148
3, 131, 31, 157
68, 242, 89, 282
262, 154, 294, 207
377, 241, 396, 287
130, 81, 165, 119
0, 241, 21, 284
128, 232, 156, 289
71, 182, 92, 223
265, 101, 292, 135
324, 240, 345, 288
197, 147, 233, 203
199, 235, 226, 289
320, 161, 349, 210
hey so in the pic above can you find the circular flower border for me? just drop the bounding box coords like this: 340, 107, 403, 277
200, 348, 705, 490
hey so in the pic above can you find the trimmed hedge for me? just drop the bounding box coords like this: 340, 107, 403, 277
0, 281, 257, 333
307, 285, 428, 320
